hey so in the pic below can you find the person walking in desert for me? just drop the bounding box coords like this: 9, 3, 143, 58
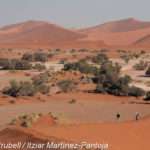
136, 112, 139, 121
116, 113, 120, 122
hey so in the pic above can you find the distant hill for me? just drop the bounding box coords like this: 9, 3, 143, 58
0, 20, 87, 43
1, 18, 150, 48
79, 18, 150, 34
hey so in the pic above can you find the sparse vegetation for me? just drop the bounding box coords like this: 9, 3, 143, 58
3, 71, 51, 97
133, 60, 148, 70
49, 112, 75, 126
68, 98, 76, 104
11, 113, 42, 127
9, 99, 16, 104
57, 79, 78, 93
64, 61, 100, 76
145, 91, 150, 101
22, 54, 33, 61
120, 54, 131, 63
145, 66, 150, 76
128, 86, 145, 97
95, 61, 144, 97
2, 80, 35, 97
22, 53, 53, 62
92, 53, 109, 64
0, 58, 32, 70
33, 63, 46, 71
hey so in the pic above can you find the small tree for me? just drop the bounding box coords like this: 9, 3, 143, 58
145, 91, 150, 101
2, 80, 20, 97
37, 84, 50, 94
34, 53, 48, 62
120, 55, 131, 63
92, 53, 109, 64
31, 73, 49, 85
0, 58, 9, 67
145, 66, 150, 76
57, 79, 77, 93
128, 86, 145, 97
19, 81, 35, 96
22, 54, 33, 61
133, 60, 148, 70
33, 63, 46, 71
15, 60, 32, 70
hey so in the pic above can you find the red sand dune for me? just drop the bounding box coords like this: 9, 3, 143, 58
1, 18, 150, 48
32, 115, 150, 150
79, 18, 150, 45
0, 127, 77, 150
0, 20, 87, 43
80, 18, 150, 34
134, 34, 150, 45
84, 27, 150, 45
0, 115, 150, 150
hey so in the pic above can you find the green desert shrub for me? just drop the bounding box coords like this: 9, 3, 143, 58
133, 53, 140, 59
55, 48, 61, 53
0, 58, 9, 67
145, 66, 150, 76
57, 79, 78, 93
15, 60, 32, 70
11, 113, 41, 127
68, 98, 76, 104
36, 84, 50, 94
22, 54, 33, 61
9, 100, 16, 104
64, 61, 100, 76
31, 73, 49, 85
34, 53, 48, 62
19, 81, 36, 96
120, 54, 131, 63
92, 53, 109, 64
128, 86, 145, 97
145, 91, 150, 101
0, 59, 32, 70
2, 80, 20, 97
133, 60, 148, 70
2, 80, 36, 97
95, 84, 106, 94
33, 63, 46, 71
95, 61, 144, 97
140, 50, 146, 55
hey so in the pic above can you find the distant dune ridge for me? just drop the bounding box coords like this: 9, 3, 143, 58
134, 34, 150, 45
79, 18, 150, 34
1, 18, 150, 48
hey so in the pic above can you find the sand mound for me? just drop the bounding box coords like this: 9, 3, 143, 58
80, 18, 150, 34
0, 127, 77, 150
32, 116, 150, 150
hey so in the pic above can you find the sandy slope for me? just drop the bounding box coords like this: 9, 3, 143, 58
0, 127, 77, 150
0, 115, 150, 150
1, 18, 150, 48
134, 34, 150, 45
33, 116, 150, 150
0, 20, 87, 43
82, 27, 150, 45
80, 18, 150, 34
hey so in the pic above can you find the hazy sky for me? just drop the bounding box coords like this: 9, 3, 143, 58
0, 0, 150, 28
